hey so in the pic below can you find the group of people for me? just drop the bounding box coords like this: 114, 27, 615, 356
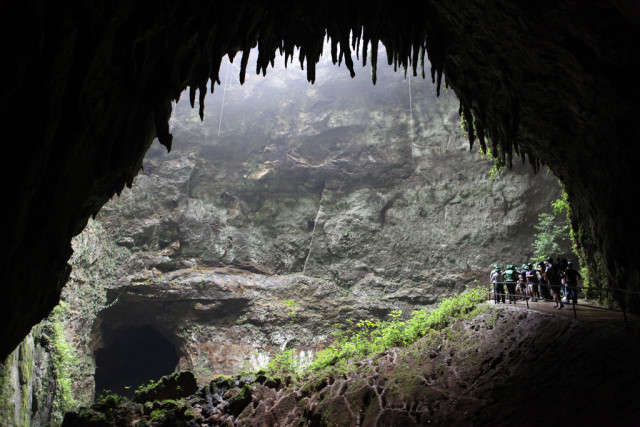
490, 257, 582, 310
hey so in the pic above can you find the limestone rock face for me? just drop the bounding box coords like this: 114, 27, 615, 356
0, 322, 66, 425
100, 54, 561, 287
79, 55, 562, 390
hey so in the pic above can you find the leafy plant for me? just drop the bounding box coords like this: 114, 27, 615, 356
532, 190, 574, 260
49, 302, 79, 421
266, 349, 299, 376
305, 288, 486, 374
282, 299, 298, 323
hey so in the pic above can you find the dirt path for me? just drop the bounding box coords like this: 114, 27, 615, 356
489, 298, 640, 336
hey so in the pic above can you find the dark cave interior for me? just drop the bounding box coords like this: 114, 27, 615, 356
94, 324, 179, 399
2, 1, 640, 361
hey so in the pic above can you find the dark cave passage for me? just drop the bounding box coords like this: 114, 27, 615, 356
94, 324, 179, 398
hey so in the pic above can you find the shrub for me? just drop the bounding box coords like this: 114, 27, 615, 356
305, 288, 486, 373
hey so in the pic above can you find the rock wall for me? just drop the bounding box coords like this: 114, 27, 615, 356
0, 311, 73, 426
73, 54, 563, 394
100, 53, 561, 287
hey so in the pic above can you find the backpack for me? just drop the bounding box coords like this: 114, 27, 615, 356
546, 264, 561, 284
565, 268, 580, 283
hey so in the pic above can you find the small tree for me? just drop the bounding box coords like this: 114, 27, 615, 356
532, 191, 574, 260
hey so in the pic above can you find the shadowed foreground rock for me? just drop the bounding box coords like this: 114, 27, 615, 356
63, 307, 640, 426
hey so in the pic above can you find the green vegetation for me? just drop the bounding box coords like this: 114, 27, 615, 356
531, 189, 612, 306
481, 151, 504, 181
282, 298, 298, 323
306, 288, 486, 374
0, 357, 14, 423
264, 288, 487, 380
266, 349, 299, 375
0, 305, 80, 426
94, 389, 126, 409
48, 302, 79, 424
532, 190, 574, 260
135, 378, 160, 396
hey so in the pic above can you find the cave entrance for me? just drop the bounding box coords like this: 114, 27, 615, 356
94, 324, 179, 398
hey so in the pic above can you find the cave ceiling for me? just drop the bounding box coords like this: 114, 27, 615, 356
1, 0, 639, 360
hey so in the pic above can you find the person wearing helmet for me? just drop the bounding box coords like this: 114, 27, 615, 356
517, 264, 528, 300
526, 262, 539, 302
564, 262, 582, 304
545, 257, 564, 309
537, 260, 551, 301
491, 267, 505, 303
503, 264, 519, 304
490, 264, 500, 282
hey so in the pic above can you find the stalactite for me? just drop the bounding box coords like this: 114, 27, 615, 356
339, 36, 356, 78
154, 101, 173, 152
362, 28, 369, 68
167, 1, 535, 174
198, 83, 206, 121
189, 85, 196, 109
419, 45, 426, 78
462, 102, 475, 149
411, 41, 420, 77
371, 38, 379, 84
476, 115, 487, 154
210, 54, 223, 94
239, 47, 250, 85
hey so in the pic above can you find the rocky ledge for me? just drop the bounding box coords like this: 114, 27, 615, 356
65, 305, 640, 426
91, 263, 458, 390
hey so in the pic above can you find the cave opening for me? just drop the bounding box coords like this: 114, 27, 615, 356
2, 2, 640, 425
94, 324, 179, 398
71, 41, 567, 393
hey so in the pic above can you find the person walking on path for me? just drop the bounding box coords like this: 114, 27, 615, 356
526, 262, 539, 302
545, 257, 564, 309
564, 262, 582, 304
538, 260, 552, 301
503, 265, 519, 304
490, 264, 500, 282
492, 268, 505, 303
